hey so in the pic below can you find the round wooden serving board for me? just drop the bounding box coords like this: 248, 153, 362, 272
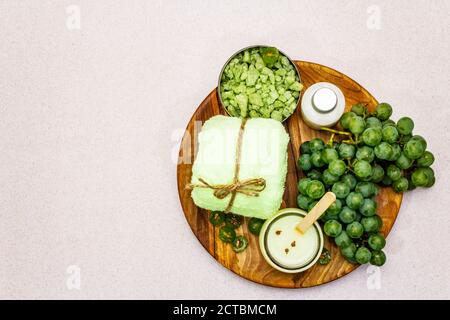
177, 61, 402, 288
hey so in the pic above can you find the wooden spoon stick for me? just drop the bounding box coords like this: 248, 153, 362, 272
296, 192, 336, 234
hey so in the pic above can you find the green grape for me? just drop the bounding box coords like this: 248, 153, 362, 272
340, 173, 357, 190
370, 250, 387, 266
346, 192, 364, 210
411, 167, 434, 187
297, 194, 312, 210
368, 234, 386, 251
382, 119, 396, 128
362, 127, 382, 147
328, 159, 347, 177
348, 116, 366, 135
339, 206, 357, 224
321, 211, 339, 222
322, 169, 340, 185
297, 178, 311, 195
324, 220, 342, 237
375, 215, 383, 229
346, 221, 364, 239
375, 103, 393, 121
371, 164, 385, 183
321, 148, 339, 164
332, 181, 351, 199
416, 151, 435, 167
410, 135, 427, 150
335, 231, 352, 248
390, 146, 402, 161
389, 144, 401, 161
311, 151, 325, 168
307, 169, 322, 180
361, 216, 381, 233
386, 164, 402, 181
351, 103, 367, 116
395, 152, 413, 169
404, 139, 425, 160
356, 146, 375, 163
326, 199, 342, 215
354, 160, 373, 179
382, 125, 399, 144
374, 142, 394, 160
355, 247, 372, 264
300, 141, 311, 155
338, 143, 356, 159
393, 177, 409, 193
365, 117, 382, 129
306, 180, 325, 199
309, 138, 325, 153
355, 182, 377, 197
397, 117, 414, 135
297, 154, 312, 171
340, 243, 357, 259
425, 175, 436, 188
340, 112, 356, 129
360, 198, 377, 216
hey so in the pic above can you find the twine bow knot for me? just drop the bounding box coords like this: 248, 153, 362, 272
192, 177, 266, 199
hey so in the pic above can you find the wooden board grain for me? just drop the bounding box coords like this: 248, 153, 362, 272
177, 61, 402, 288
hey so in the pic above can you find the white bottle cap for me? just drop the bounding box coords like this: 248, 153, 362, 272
312, 88, 337, 112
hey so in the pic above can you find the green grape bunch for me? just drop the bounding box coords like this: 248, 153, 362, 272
296, 102, 436, 267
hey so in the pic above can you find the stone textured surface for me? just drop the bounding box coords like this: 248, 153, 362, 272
0, 0, 449, 299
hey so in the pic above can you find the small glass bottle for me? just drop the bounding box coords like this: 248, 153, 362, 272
301, 82, 345, 129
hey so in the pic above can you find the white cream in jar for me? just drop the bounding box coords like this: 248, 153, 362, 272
259, 209, 324, 273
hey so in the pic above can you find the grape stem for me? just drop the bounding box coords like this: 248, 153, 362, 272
327, 133, 335, 146
343, 134, 359, 145
319, 127, 352, 136
342, 139, 357, 145
346, 158, 353, 168
319, 127, 360, 145
361, 103, 370, 119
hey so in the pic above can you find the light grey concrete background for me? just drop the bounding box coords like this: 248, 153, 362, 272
0, 0, 449, 300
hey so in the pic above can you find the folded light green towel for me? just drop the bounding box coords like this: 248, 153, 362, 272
190, 115, 289, 219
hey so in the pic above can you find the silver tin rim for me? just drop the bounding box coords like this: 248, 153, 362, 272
217, 45, 303, 122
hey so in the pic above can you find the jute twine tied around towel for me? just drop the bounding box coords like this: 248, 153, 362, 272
187, 119, 266, 213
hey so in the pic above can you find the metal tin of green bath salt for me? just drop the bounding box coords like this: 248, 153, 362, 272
301, 82, 345, 129
218, 45, 302, 122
